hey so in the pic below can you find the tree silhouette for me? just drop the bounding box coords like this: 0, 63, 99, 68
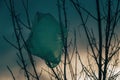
70, 0, 120, 80
3, 0, 120, 80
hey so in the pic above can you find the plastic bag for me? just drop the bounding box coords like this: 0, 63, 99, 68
26, 12, 63, 68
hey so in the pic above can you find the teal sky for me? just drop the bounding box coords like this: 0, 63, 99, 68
0, 0, 120, 79
0, 0, 96, 79
0, 0, 97, 54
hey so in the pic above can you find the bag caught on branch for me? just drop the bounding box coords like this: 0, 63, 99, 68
26, 12, 64, 68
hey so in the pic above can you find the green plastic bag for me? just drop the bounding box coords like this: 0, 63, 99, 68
26, 12, 63, 68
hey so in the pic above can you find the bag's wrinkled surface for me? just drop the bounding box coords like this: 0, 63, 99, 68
26, 12, 63, 68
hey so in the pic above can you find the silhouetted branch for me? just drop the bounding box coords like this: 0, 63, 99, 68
3, 36, 18, 50
7, 66, 16, 80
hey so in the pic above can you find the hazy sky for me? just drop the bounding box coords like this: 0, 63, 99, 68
0, 0, 96, 53
0, 0, 120, 80
0, 0, 95, 79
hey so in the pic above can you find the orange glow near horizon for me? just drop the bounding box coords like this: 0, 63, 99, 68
0, 50, 120, 80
